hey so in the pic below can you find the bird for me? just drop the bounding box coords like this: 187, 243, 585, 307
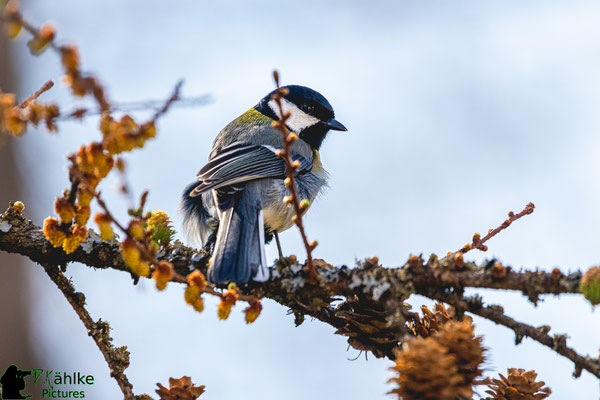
181, 85, 346, 284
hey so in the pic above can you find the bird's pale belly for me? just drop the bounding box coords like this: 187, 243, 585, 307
260, 162, 327, 233
262, 202, 299, 233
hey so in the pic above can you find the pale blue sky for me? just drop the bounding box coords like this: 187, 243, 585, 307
11, 1, 600, 398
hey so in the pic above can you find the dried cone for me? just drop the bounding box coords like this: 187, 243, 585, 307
155, 376, 205, 400
410, 303, 453, 337
334, 296, 407, 359
389, 338, 465, 400
433, 318, 485, 392
484, 368, 551, 400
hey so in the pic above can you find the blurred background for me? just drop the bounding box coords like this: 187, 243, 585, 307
2, 0, 600, 398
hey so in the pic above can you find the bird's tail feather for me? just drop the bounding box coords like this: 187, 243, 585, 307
208, 187, 268, 284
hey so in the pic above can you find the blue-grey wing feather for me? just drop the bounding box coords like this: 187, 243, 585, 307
189, 142, 312, 196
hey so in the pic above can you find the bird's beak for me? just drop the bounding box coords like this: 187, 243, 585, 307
324, 118, 347, 131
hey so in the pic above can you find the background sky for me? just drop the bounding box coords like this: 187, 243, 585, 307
7, 0, 600, 398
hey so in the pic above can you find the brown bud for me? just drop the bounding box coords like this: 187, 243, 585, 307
408, 255, 421, 269
551, 268, 562, 281
492, 263, 506, 279
454, 252, 464, 268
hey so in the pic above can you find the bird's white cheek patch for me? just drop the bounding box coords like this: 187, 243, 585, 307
268, 98, 319, 132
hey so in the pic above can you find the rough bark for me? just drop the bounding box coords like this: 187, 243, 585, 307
1, 205, 597, 380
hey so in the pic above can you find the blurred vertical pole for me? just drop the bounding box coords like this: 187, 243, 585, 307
0, 23, 36, 373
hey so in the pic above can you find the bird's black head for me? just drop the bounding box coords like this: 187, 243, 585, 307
255, 84, 347, 150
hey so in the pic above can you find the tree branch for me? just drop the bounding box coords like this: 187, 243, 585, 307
39, 262, 138, 399
444, 295, 600, 379
1, 205, 596, 379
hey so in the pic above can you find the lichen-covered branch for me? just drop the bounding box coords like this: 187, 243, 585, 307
443, 295, 600, 379
2, 205, 597, 380
39, 263, 138, 399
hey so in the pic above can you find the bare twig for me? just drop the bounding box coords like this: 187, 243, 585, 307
18, 79, 54, 108
442, 295, 600, 379
270, 70, 317, 283
458, 202, 535, 254
58, 94, 212, 120
148, 80, 183, 122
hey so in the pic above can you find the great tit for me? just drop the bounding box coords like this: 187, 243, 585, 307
181, 85, 346, 284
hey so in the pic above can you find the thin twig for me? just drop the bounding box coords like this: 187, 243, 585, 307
271, 70, 317, 283
458, 202, 535, 254
149, 80, 184, 122
18, 79, 54, 108
444, 295, 600, 379
57, 94, 212, 120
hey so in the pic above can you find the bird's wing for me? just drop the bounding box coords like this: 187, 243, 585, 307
189, 142, 312, 197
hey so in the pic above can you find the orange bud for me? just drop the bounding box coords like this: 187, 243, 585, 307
141, 122, 156, 139
3, 108, 26, 136
26, 24, 55, 55
63, 224, 87, 254
54, 197, 74, 224
76, 145, 94, 175
132, 261, 150, 277
119, 115, 137, 132
243, 300, 262, 324
38, 23, 55, 42
184, 285, 204, 312
152, 261, 173, 291
78, 188, 94, 207
74, 205, 91, 226
184, 285, 200, 304
187, 270, 207, 290
408, 255, 421, 268
217, 284, 239, 320
217, 301, 233, 320
3, 0, 19, 18
5, 20, 22, 38
454, 252, 464, 267
99, 114, 113, 136
128, 220, 145, 240
120, 237, 141, 272
115, 158, 126, 172
43, 217, 66, 248
60, 45, 79, 72
191, 296, 204, 312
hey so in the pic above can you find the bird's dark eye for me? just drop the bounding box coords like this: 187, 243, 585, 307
300, 104, 314, 114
